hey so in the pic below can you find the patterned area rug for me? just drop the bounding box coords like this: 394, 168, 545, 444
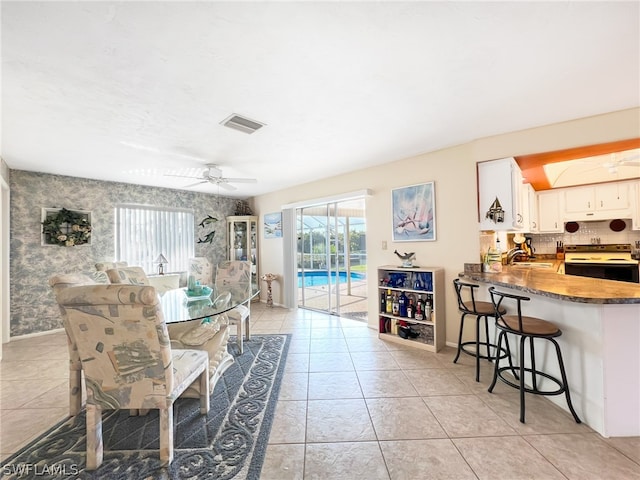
1, 334, 290, 480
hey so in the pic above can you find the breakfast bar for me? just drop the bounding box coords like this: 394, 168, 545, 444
460, 266, 640, 437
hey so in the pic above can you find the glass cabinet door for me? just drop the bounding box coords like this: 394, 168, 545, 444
227, 215, 258, 285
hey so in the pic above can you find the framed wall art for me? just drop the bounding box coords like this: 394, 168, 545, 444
41, 207, 92, 246
263, 212, 282, 238
391, 182, 436, 242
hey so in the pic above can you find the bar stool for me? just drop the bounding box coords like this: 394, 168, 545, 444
452, 279, 508, 382
487, 286, 581, 424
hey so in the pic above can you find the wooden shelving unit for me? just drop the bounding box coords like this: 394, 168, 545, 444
377, 265, 445, 352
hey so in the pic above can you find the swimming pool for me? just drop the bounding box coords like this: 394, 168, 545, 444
298, 271, 366, 287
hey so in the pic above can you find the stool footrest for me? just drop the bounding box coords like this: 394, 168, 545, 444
459, 341, 509, 362
495, 366, 567, 397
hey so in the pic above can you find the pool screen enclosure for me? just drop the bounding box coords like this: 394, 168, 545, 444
296, 198, 367, 319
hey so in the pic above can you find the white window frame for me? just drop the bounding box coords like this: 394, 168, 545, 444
115, 204, 195, 275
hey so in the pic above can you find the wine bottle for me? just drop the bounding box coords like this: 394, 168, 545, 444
386, 289, 393, 314
406, 297, 414, 319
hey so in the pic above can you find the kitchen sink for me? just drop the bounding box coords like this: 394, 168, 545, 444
511, 262, 554, 268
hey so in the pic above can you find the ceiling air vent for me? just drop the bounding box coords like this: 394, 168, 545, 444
220, 114, 265, 134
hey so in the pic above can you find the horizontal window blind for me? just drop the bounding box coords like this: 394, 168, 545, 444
115, 205, 194, 275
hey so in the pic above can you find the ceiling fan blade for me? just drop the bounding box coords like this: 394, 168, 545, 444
182, 180, 209, 188
164, 174, 202, 179
217, 182, 237, 191
223, 177, 257, 184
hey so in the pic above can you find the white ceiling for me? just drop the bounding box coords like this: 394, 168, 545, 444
2, 1, 639, 198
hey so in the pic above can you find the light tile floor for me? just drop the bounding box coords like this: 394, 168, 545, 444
2, 303, 640, 480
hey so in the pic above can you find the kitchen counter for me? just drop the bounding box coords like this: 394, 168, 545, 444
458, 265, 640, 437
461, 265, 640, 304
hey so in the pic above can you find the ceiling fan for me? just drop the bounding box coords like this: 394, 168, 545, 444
166, 164, 257, 191
599, 151, 640, 174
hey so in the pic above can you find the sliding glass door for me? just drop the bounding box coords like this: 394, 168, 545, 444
296, 198, 367, 320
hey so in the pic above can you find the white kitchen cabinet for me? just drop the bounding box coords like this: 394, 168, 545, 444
562, 182, 632, 221
521, 183, 538, 233
633, 181, 640, 230
537, 190, 563, 233
478, 157, 525, 231
526, 184, 539, 233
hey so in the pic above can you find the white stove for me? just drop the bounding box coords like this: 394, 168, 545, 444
564, 244, 639, 283
564, 244, 639, 265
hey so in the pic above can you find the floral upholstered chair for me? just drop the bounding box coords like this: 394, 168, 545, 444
52, 284, 210, 470
215, 260, 252, 354
108, 266, 233, 396
49, 273, 100, 416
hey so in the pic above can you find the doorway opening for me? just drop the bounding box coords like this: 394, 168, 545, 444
296, 197, 367, 321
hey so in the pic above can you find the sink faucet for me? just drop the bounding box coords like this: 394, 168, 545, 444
507, 248, 528, 265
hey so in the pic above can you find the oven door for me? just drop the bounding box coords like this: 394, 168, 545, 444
564, 262, 639, 283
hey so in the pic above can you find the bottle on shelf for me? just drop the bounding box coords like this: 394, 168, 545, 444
392, 293, 400, 316
415, 295, 424, 320
386, 289, 393, 314
380, 290, 386, 313
398, 291, 408, 317
425, 294, 433, 322
406, 296, 414, 319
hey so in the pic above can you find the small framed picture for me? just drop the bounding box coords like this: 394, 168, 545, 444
391, 182, 436, 242
264, 212, 282, 238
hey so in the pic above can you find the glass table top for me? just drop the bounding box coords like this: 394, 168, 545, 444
159, 283, 259, 324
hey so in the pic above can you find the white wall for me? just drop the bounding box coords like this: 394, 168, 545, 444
253, 108, 640, 346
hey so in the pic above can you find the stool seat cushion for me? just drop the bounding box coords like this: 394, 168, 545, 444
499, 315, 560, 336
461, 301, 506, 316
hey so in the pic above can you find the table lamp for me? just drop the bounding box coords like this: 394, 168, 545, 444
155, 254, 169, 275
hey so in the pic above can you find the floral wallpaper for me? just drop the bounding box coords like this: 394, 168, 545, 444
9, 170, 250, 337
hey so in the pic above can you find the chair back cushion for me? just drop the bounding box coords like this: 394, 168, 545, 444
106, 266, 150, 286
95, 261, 128, 272
49, 273, 97, 291
188, 257, 213, 285
215, 260, 252, 285
53, 284, 174, 409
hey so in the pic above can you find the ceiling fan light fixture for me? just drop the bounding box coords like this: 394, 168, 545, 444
220, 114, 265, 134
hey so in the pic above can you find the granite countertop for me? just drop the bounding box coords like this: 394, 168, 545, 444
460, 266, 640, 304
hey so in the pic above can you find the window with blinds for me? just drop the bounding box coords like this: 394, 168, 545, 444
115, 205, 195, 274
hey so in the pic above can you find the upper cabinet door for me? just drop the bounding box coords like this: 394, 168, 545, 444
562, 182, 632, 220
537, 190, 563, 233
477, 157, 524, 231
564, 186, 596, 214
595, 182, 630, 211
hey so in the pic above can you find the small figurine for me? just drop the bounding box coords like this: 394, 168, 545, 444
394, 250, 416, 268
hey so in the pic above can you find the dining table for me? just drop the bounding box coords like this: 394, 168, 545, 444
159, 282, 260, 324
